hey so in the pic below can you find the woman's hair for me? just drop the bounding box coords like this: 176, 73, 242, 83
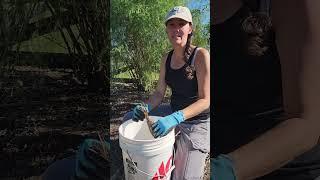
184, 29, 195, 80
241, 0, 273, 56
184, 31, 193, 63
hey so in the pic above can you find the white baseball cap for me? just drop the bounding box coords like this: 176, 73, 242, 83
165, 6, 193, 24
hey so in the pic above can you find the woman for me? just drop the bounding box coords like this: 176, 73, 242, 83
211, 0, 320, 179
129, 6, 210, 179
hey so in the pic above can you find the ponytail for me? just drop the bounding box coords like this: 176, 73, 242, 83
184, 32, 193, 63
184, 31, 195, 80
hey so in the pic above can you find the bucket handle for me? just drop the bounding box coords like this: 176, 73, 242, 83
126, 147, 176, 179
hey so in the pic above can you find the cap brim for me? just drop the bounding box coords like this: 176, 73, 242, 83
165, 15, 192, 24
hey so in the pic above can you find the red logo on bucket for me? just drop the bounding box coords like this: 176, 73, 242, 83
152, 155, 173, 180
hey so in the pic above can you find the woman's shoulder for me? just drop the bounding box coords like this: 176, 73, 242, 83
195, 47, 210, 59
195, 46, 209, 52
193, 47, 210, 68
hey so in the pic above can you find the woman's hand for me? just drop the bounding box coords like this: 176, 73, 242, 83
151, 111, 185, 137
132, 103, 151, 122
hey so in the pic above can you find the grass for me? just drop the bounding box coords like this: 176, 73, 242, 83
113, 70, 132, 79
113, 71, 159, 81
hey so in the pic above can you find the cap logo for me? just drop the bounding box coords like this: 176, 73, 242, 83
170, 7, 184, 15
165, 6, 192, 24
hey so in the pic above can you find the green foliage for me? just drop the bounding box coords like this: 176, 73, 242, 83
111, 0, 185, 91
1, 0, 210, 92
111, 0, 210, 91
191, 9, 210, 50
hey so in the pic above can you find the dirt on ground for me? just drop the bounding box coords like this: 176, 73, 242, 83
0, 66, 108, 179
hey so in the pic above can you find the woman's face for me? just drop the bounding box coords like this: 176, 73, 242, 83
166, 18, 192, 47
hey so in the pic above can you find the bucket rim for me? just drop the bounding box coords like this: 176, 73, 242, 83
119, 118, 175, 143
119, 128, 175, 143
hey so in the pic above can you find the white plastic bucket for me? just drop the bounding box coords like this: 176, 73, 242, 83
119, 116, 175, 180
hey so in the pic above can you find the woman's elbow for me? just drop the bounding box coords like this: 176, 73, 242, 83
200, 97, 210, 110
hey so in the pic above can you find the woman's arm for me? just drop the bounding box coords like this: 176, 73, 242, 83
149, 48, 210, 138
228, 1, 320, 180
181, 48, 210, 120
145, 54, 168, 110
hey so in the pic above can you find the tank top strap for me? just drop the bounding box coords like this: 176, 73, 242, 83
190, 47, 199, 67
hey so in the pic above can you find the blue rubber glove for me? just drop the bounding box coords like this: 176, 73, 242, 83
132, 103, 151, 122
151, 111, 185, 138
211, 155, 237, 180
74, 138, 109, 180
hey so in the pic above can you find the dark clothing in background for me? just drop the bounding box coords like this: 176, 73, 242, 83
212, 5, 320, 180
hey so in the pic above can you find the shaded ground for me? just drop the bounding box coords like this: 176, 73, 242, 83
0, 66, 108, 179
109, 81, 210, 180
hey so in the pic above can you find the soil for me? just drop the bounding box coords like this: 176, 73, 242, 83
0, 66, 209, 179
0, 66, 108, 179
